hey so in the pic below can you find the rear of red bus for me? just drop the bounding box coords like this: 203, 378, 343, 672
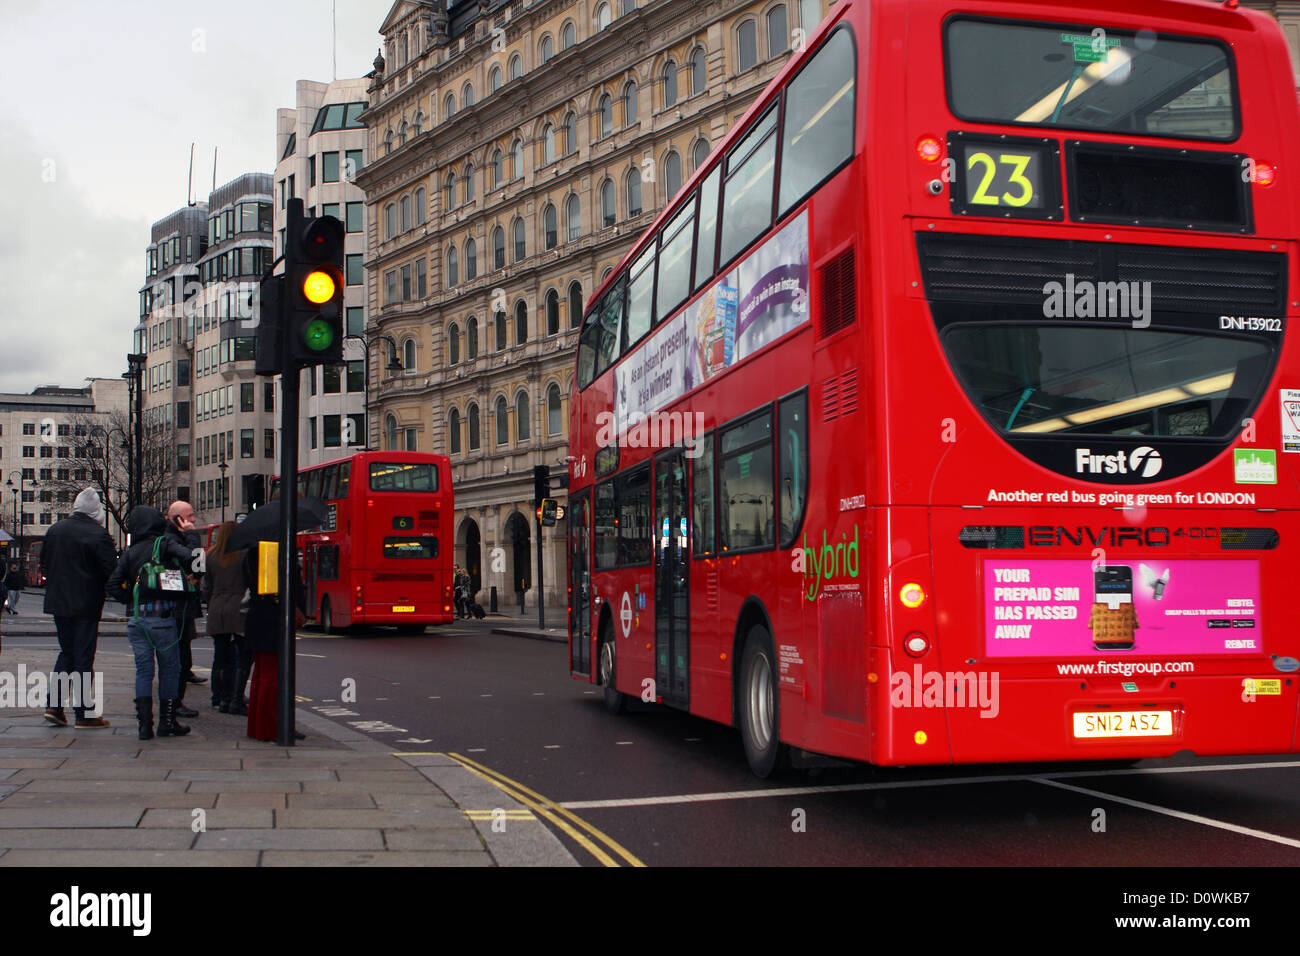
344, 452, 454, 629
866, 0, 1300, 763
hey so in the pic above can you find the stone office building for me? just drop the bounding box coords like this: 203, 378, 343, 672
358, 0, 825, 609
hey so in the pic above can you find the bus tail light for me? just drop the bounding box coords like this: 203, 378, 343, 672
354, 585, 363, 608
1253, 162, 1276, 187
916, 136, 943, 163
904, 632, 930, 658
899, 582, 927, 609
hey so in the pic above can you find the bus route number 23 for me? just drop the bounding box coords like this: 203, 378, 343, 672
965, 151, 1036, 208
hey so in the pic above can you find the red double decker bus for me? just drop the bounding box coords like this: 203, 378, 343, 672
568, 0, 1300, 775
273, 451, 454, 633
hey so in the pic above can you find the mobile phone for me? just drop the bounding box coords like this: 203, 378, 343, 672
1092, 565, 1135, 651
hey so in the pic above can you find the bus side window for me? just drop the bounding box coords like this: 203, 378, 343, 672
719, 105, 778, 269
719, 411, 775, 552
779, 27, 856, 216
594, 480, 618, 569
616, 465, 653, 565
321, 464, 338, 501
577, 314, 600, 389
692, 433, 715, 558
694, 169, 720, 293
778, 392, 808, 548
337, 461, 350, 498
626, 243, 656, 347
657, 200, 695, 320
596, 279, 626, 376
306, 469, 323, 501
319, 545, 339, 581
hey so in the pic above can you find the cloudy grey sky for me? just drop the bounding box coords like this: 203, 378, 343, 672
0, 0, 391, 393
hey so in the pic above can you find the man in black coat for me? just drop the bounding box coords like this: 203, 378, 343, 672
40, 489, 117, 728
164, 500, 205, 718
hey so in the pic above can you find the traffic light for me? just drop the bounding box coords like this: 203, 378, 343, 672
533, 464, 549, 511
254, 275, 284, 376
538, 498, 558, 526
285, 199, 344, 366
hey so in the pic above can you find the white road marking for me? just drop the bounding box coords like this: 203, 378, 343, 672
1034, 777, 1300, 849
533, 692, 545, 696
480, 694, 493, 698
560, 760, 1300, 810
544, 745, 562, 750
616, 741, 634, 746
428, 696, 441, 700
296, 652, 326, 659
467, 748, 487, 753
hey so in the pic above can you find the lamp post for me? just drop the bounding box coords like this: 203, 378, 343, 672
218, 460, 229, 523
126, 353, 146, 512
343, 333, 402, 450
6, 469, 28, 562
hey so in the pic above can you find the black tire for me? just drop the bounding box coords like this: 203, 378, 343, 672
396, 624, 426, 635
598, 623, 628, 716
739, 624, 787, 778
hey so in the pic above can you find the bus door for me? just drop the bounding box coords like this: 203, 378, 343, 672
569, 490, 591, 677
655, 449, 690, 707
303, 544, 318, 615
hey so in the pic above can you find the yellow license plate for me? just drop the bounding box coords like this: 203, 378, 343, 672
1073, 711, 1173, 738
392, 605, 415, 613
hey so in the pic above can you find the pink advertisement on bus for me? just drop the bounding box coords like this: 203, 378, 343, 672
982, 559, 1261, 657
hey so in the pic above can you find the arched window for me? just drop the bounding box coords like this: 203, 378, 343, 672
510, 138, 523, 180
465, 238, 477, 280
563, 111, 577, 155
540, 35, 554, 63
489, 65, 502, 92
492, 226, 505, 269
444, 92, 455, 120
691, 47, 707, 95
737, 20, 757, 71
626, 167, 642, 217
547, 383, 563, 435
468, 403, 480, 450
515, 300, 528, 344
491, 149, 503, 189
462, 164, 475, 204
467, 316, 479, 358
384, 203, 396, 239
400, 195, 411, 231
599, 94, 613, 138
398, 120, 408, 145
513, 218, 526, 262
664, 150, 682, 201
663, 60, 678, 107
462, 81, 475, 107
414, 187, 426, 225
494, 310, 507, 350
767, 4, 789, 57
623, 80, 638, 125
403, 338, 416, 372
566, 194, 581, 241
694, 137, 710, 170
546, 289, 560, 335
495, 395, 509, 446
448, 323, 460, 365
516, 391, 531, 442
562, 22, 576, 49
446, 246, 458, 286
385, 414, 398, 450
595, 2, 610, 31
509, 53, 522, 81
448, 407, 461, 454
569, 281, 584, 328
544, 204, 557, 250
543, 123, 556, 165
601, 179, 616, 226
384, 129, 394, 155
444, 172, 456, 211
399, 34, 408, 65
413, 111, 424, 135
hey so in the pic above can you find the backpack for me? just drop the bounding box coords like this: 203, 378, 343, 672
132, 535, 195, 610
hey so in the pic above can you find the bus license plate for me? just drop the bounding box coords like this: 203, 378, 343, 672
392, 605, 415, 613
1072, 711, 1173, 738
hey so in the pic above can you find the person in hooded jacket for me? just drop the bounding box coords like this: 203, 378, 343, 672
106, 506, 198, 739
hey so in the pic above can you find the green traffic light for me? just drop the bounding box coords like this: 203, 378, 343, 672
304, 318, 335, 352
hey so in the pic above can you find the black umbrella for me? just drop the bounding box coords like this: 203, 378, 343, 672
226, 497, 328, 552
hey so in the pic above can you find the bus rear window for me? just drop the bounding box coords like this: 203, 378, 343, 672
383, 536, 439, 559
369, 462, 439, 492
945, 18, 1238, 142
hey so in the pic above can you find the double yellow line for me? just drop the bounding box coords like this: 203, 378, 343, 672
449, 752, 645, 867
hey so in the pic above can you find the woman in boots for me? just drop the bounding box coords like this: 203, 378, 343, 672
203, 523, 248, 714
106, 506, 196, 740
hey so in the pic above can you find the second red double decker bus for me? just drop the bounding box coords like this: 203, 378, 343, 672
569, 0, 1300, 775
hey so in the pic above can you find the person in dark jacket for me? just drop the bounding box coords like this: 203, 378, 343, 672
107, 506, 197, 739
165, 500, 205, 718
203, 522, 248, 713
243, 547, 306, 742
40, 489, 117, 728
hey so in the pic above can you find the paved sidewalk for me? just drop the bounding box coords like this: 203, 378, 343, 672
0, 635, 577, 866
485, 605, 568, 643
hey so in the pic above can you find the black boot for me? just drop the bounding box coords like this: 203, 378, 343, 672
210, 667, 227, 708
156, 699, 191, 737
174, 680, 198, 719
134, 697, 154, 741
228, 665, 249, 715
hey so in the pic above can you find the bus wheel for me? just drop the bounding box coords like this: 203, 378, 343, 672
320, 598, 335, 634
739, 625, 787, 778
598, 627, 628, 716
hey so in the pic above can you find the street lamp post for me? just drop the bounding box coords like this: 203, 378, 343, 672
218, 460, 229, 523
126, 353, 146, 511
343, 333, 402, 450
6, 470, 28, 563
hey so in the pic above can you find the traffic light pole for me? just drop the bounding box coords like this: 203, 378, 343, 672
277, 362, 300, 747
537, 514, 545, 630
